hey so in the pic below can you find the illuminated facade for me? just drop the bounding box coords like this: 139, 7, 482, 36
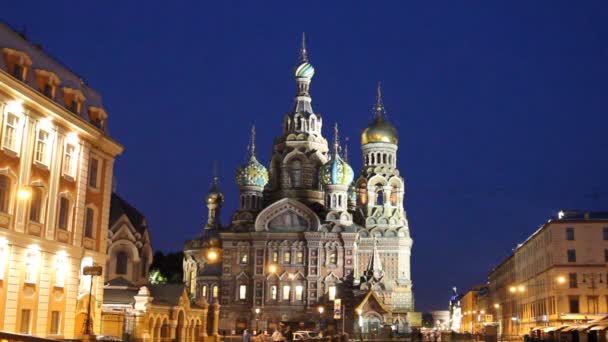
0, 23, 123, 338
184, 35, 414, 334
460, 285, 490, 334
488, 211, 608, 336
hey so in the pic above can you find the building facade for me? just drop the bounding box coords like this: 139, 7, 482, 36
0, 23, 123, 338
184, 35, 414, 334
460, 285, 490, 334
488, 211, 608, 336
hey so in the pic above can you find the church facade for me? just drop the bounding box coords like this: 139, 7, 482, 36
184, 36, 414, 335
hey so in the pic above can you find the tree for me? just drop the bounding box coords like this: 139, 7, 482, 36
150, 251, 184, 284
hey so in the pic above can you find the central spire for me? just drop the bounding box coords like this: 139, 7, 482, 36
299, 32, 308, 63
249, 125, 256, 157
333, 123, 340, 156
375, 81, 385, 119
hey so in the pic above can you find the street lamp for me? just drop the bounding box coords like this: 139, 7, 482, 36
206, 250, 219, 262
17, 188, 31, 200
268, 264, 278, 274
255, 308, 261, 333
318, 306, 324, 331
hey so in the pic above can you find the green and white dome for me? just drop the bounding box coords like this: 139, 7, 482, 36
294, 62, 315, 79
236, 156, 269, 188
320, 154, 354, 186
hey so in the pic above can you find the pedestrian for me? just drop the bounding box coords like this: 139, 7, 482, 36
272, 328, 284, 342
284, 326, 293, 342
244, 329, 253, 342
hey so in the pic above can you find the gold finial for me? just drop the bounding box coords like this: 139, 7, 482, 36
375, 81, 385, 118
300, 32, 308, 63
249, 125, 256, 157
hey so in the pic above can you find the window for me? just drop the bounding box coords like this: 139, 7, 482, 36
116, 251, 128, 275
566, 227, 575, 241
2, 112, 21, 152
57, 197, 69, 230
62, 142, 78, 178
328, 285, 336, 300
202, 285, 207, 298
604, 227, 608, 240
569, 273, 577, 288
295, 285, 303, 301
290, 161, 302, 188
0, 175, 10, 213
296, 251, 304, 264
282, 285, 291, 301
569, 296, 580, 313
70, 99, 80, 114
270, 285, 277, 300
240, 252, 248, 264
50, 311, 60, 335
283, 251, 291, 264
88, 157, 99, 188
272, 251, 278, 263
20, 309, 31, 334
43, 84, 53, 98
328, 250, 337, 264
239, 284, 247, 300
34, 128, 52, 166
24, 248, 39, 283
13, 64, 24, 80
54, 253, 67, 287
189, 270, 196, 294
84, 207, 94, 238
28, 188, 42, 223
212, 285, 218, 298
567, 249, 576, 262
376, 188, 384, 206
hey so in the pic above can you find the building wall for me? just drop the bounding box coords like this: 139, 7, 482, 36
0, 24, 122, 339
489, 215, 608, 336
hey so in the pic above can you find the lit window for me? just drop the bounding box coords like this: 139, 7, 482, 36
212, 285, 219, 298
88, 157, 99, 188
239, 284, 247, 300
0, 238, 8, 279
295, 285, 304, 301
328, 285, 336, 300
240, 252, 248, 264
202, 285, 207, 298
270, 285, 277, 300
54, 252, 68, 287
34, 127, 53, 166
296, 251, 304, 264
116, 251, 128, 275
328, 251, 337, 264
84, 207, 94, 238
0, 175, 11, 213
50, 311, 61, 335
283, 251, 291, 264
272, 251, 278, 263
28, 188, 43, 223
189, 269, 196, 294
62, 140, 79, 178
57, 197, 69, 230
24, 246, 40, 283
2, 111, 22, 153
282, 285, 291, 301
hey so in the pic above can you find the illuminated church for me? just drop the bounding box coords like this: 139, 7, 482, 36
184, 35, 413, 335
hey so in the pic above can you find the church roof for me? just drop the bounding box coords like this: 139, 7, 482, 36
105, 277, 136, 289
199, 262, 222, 276
148, 284, 188, 306
110, 193, 148, 234
103, 288, 138, 305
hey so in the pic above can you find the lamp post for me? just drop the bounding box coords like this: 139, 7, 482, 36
318, 306, 324, 331
255, 308, 261, 334
82, 265, 103, 336
357, 308, 363, 341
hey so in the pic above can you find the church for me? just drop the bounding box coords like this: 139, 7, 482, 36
184, 35, 414, 335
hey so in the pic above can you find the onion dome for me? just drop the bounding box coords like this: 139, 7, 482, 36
293, 33, 315, 79
361, 82, 398, 145
235, 126, 269, 188
320, 124, 354, 186
207, 162, 224, 205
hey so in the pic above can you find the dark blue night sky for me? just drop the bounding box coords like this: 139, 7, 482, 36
4, 1, 608, 312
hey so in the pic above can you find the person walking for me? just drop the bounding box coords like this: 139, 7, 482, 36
284, 326, 293, 342
243, 329, 253, 342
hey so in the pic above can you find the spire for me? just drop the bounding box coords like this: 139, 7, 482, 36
209, 161, 220, 193
333, 123, 340, 156
299, 32, 308, 63
374, 81, 385, 119
249, 125, 256, 158
363, 236, 384, 284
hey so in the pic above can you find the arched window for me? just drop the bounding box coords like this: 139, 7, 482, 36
212, 285, 219, 298
29, 188, 43, 223
375, 185, 384, 206
0, 175, 10, 213
328, 250, 337, 264
290, 160, 302, 188
383, 154, 387, 164
116, 251, 128, 275
84, 207, 95, 238
57, 197, 69, 230
390, 185, 399, 206
189, 269, 196, 294
201, 284, 208, 298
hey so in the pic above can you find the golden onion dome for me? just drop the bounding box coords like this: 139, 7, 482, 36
361, 115, 398, 145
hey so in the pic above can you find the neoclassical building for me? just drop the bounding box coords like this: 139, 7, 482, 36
0, 22, 123, 339
185, 35, 414, 334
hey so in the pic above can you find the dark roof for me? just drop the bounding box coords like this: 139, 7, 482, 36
200, 262, 222, 276
110, 193, 148, 234
105, 277, 136, 288
103, 288, 138, 305
148, 284, 187, 306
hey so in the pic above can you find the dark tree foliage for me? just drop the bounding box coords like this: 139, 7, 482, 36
150, 251, 184, 284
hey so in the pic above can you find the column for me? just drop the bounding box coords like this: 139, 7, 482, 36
212, 303, 220, 336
